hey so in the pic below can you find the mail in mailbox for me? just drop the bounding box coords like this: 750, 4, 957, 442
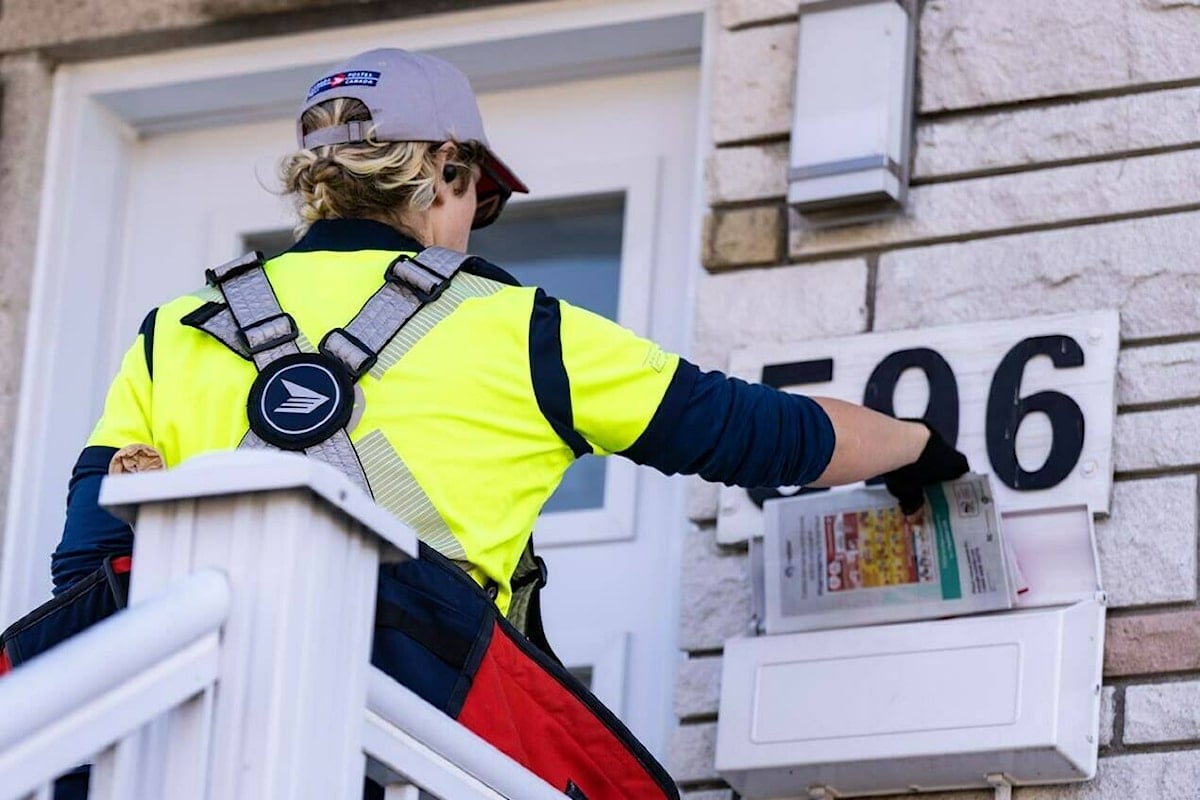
762, 474, 1025, 634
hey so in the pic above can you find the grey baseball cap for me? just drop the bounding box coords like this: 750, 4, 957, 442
297, 48, 528, 226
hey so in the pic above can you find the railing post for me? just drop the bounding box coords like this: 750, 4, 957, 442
99, 451, 417, 800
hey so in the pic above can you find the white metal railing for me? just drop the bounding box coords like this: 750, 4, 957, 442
0, 452, 563, 799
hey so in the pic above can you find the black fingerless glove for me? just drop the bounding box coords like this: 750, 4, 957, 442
883, 421, 970, 514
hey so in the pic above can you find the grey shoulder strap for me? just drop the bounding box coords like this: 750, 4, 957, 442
185, 304, 251, 359
196, 246, 475, 496
320, 246, 473, 379
200, 247, 551, 638
203, 251, 370, 495
205, 252, 300, 370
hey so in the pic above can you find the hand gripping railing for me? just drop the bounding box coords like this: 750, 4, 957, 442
0, 570, 229, 800
0, 450, 562, 799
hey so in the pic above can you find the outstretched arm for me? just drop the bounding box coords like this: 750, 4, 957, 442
550, 298, 967, 504
608, 359, 967, 501
810, 397, 968, 512
807, 398, 930, 486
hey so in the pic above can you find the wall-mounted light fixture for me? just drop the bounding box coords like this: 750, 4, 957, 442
789, 0, 917, 229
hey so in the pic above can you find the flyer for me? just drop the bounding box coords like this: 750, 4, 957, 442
761, 474, 1017, 633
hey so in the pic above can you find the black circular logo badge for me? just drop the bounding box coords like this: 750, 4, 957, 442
247, 352, 354, 450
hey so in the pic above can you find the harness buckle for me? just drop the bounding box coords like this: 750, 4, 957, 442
241, 312, 298, 355
387, 257, 450, 304
205, 251, 264, 286
320, 328, 378, 381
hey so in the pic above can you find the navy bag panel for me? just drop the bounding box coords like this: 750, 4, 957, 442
1, 555, 130, 669
371, 543, 493, 715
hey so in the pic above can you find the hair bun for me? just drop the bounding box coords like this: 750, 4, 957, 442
280, 97, 448, 235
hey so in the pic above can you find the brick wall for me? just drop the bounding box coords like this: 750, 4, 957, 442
676, 0, 1200, 797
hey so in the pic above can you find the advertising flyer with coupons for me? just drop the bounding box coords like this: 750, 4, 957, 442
762, 474, 1020, 634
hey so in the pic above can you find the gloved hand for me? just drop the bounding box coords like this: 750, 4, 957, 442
883, 421, 969, 514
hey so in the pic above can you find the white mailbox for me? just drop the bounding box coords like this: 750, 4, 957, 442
716, 504, 1106, 798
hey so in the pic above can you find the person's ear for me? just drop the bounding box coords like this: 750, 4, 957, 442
432, 142, 460, 205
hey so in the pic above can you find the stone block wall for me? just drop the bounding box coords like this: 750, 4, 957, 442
678, 1, 1200, 797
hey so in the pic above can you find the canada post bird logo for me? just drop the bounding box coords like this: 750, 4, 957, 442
274, 379, 330, 415
246, 351, 356, 451
260, 362, 341, 437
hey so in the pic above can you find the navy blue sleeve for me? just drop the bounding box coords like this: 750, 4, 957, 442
50, 446, 133, 594
621, 360, 836, 488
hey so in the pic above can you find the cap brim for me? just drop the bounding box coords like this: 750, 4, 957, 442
478, 149, 528, 196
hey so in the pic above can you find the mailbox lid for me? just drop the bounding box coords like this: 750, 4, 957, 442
1004, 504, 1103, 610
716, 599, 1106, 798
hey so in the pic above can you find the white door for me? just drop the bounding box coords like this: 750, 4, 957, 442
85, 66, 697, 755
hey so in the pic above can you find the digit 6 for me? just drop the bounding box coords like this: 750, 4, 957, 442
986, 336, 1085, 490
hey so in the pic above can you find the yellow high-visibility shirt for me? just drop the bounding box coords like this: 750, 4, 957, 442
86, 218, 681, 613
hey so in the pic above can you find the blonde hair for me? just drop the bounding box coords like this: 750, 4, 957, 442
280, 98, 481, 237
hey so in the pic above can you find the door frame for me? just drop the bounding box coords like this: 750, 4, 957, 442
2, 0, 715, 721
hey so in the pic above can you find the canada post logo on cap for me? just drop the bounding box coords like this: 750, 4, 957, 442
306, 70, 382, 100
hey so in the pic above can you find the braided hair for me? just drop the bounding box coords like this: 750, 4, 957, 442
280, 98, 482, 237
